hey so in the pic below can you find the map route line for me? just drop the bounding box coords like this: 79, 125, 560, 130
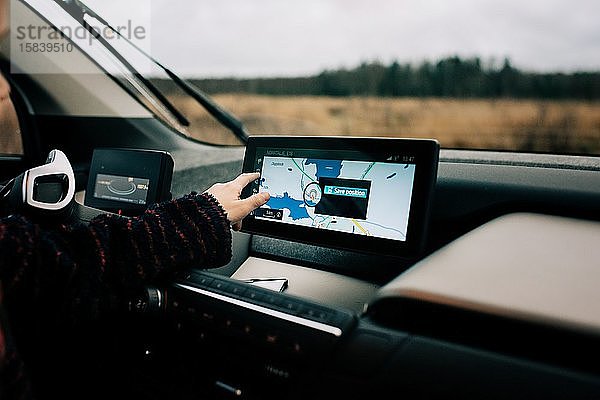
291, 158, 315, 183
361, 162, 376, 179
317, 216, 331, 227
361, 221, 406, 239
351, 218, 369, 235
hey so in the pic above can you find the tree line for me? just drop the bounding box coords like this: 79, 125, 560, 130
153, 57, 600, 100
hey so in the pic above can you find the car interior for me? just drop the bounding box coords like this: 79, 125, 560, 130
1, 1, 600, 399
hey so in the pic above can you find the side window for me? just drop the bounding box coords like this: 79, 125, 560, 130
0, 73, 23, 156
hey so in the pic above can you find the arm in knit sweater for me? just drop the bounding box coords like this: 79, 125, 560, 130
0, 192, 232, 399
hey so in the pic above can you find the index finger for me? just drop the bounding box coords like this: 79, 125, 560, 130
232, 172, 260, 190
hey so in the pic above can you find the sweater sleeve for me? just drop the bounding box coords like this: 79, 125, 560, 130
0, 193, 231, 398
0, 192, 232, 399
0, 192, 232, 322
87, 192, 233, 284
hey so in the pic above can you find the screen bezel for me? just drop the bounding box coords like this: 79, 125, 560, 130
240, 136, 440, 258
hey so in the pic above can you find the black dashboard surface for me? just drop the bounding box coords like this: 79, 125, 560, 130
160, 146, 600, 399
67, 137, 600, 399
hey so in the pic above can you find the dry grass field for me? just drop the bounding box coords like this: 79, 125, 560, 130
170, 94, 600, 154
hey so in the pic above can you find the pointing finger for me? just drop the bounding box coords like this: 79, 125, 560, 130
233, 172, 260, 190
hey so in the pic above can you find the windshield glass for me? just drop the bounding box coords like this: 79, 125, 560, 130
12, 0, 189, 134
65, 1, 600, 154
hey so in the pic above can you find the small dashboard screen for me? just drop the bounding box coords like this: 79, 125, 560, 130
241, 136, 439, 258
253, 152, 415, 242
93, 173, 150, 205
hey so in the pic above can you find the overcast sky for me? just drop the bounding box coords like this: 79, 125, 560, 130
85, 0, 600, 78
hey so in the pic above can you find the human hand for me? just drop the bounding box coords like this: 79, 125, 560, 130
205, 172, 270, 231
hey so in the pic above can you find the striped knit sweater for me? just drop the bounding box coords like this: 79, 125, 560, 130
0, 192, 232, 399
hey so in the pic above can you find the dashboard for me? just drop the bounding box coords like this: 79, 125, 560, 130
67, 143, 600, 400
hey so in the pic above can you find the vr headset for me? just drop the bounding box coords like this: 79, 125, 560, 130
0, 149, 75, 220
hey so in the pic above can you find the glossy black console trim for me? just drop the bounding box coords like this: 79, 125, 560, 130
175, 283, 343, 337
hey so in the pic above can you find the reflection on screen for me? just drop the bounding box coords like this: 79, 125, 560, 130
94, 173, 150, 205
252, 156, 415, 242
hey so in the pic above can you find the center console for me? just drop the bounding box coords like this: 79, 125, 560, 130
162, 136, 441, 398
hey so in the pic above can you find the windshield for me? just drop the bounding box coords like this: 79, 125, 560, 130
55, 1, 600, 154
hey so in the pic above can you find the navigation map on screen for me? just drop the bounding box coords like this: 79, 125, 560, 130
253, 156, 415, 241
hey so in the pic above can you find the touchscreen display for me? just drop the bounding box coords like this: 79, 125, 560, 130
93, 173, 150, 205
251, 150, 415, 242
241, 136, 439, 258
